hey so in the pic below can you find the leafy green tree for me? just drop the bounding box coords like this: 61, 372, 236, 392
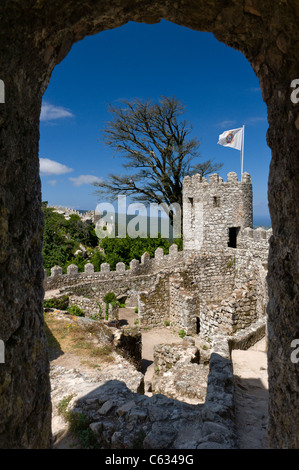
42, 204, 100, 274
67, 214, 98, 247
99, 235, 182, 270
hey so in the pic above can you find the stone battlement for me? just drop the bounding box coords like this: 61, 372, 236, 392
183, 171, 251, 186
241, 226, 272, 240
44, 244, 185, 288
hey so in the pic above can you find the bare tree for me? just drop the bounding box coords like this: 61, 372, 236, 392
94, 96, 222, 221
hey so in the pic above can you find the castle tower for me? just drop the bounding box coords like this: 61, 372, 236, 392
183, 172, 253, 251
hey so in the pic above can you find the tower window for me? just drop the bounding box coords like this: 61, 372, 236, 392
188, 197, 195, 229
228, 227, 240, 248
213, 196, 220, 207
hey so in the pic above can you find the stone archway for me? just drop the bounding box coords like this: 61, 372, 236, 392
0, 0, 298, 449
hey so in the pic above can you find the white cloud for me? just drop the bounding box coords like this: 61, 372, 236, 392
217, 120, 237, 129
47, 179, 58, 186
245, 116, 267, 125
40, 158, 74, 176
69, 175, 103, 187
40, 102, 74, 121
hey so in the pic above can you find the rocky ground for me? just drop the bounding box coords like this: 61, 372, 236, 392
46, 307, 268, 449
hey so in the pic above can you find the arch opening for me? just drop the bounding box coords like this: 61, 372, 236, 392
0, 0, 298, 450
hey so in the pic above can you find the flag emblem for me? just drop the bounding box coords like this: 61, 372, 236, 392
226, 132, 234, 144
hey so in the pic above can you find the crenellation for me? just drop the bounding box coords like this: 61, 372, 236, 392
141, 252, 150, 265
51, 265, 63, 277
100, 263, 110, 273
84, 262, 94, 274
227, 171, 238, 183
191, 173, 202, 184
208, 173, 220, 184
116, 262, 126, 272
241, 172, 251, 183
242, 227, 253, 238
154, 247, 164, 260
130, 259, 140, 271
169, 243, 178, 259
67, 264, 78, 275
253, 227, 266, 240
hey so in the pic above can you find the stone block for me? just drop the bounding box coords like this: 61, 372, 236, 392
169, 243, 178, 258
51, 265, 63, 277
208, 173, 219, 184
67, 264, 78, 275
243, 227, 253, 238
101, 263, 110, 272
129, 259, 139, 271
191, 173, 202, 184
253, 227, 266, 239
242, 172, 251, 183
227, 171, 238, 182
154, 247, 164, 259
141, 252, 150, 264
116, 262, 126, 272
84, 262, 94, 274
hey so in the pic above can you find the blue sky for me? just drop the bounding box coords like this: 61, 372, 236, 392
39, 20, 271, 224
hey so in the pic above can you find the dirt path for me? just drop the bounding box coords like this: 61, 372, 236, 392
232, 338, 269, 449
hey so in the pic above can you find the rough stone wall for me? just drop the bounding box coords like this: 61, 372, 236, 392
183, 172, 253, 251
169, 274, 198, 335
153, 342, 200, 375
68, 295, 100, 318
44, 245, 185, 292
138, 274, 170, 328
238, 227, 272, 264
199, 284, 258, 340
183, 250, 237, 302
0, 0, 298, 449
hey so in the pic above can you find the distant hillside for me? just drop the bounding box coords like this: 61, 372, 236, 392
95, 211, 178, 239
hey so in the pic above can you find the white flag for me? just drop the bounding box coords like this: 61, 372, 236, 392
217, 127, 243, 150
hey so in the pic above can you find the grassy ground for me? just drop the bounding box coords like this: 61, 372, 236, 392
44, 311, 115, 369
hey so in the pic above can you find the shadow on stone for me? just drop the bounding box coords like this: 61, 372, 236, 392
141, 358, 153, 374
53, 379, 206, 450
44, 322, 64, 360
233, 375, 268, 449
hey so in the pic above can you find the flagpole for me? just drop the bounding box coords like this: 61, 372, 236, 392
241, 125, 245, 176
